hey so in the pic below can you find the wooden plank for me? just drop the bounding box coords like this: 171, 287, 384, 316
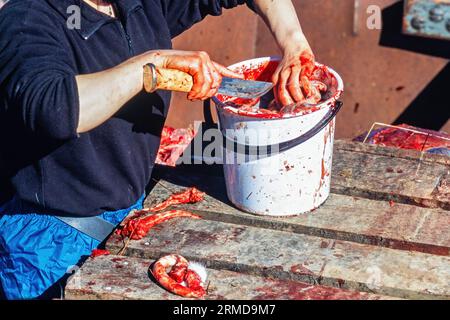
334, 140, 450, 166
332, 141, 450, 210
153, 139, 450, 209
107, 219, 450, 300
145, 174, 450, 256
65, 255, 397, 300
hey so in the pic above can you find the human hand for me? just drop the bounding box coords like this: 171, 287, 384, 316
272, 43, 315, 106
146, 50, 243, 101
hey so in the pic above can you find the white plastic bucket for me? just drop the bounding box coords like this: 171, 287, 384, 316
212, 57, 344, 216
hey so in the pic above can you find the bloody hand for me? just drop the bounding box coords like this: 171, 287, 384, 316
272, 46, 316, 106
148, 50, 243, 101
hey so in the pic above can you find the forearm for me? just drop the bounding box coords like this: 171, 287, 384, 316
76, 49, 240, 133
75, 54, 150, 133
253, 0, 309, 53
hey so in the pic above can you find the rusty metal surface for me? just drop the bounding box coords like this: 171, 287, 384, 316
65, 255, 396, 300
166, 0, 448, 139
166, 6, 258, 129
255, 0, 448, 139
403, 0, 450, 40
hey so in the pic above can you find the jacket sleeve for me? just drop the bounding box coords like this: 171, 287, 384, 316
159, 0, 257, 38
0, 6, 79, 141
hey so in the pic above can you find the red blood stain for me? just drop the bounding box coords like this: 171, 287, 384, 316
337, 279, 345, 288
253, 280, 377, 300
230, 227, 246, 241
290, 264, 315, 276
90, 249, 110, 258
284, 161, 294, 172
370, 124, 450, 152
320, 241, 329, 249
183, 230, 220, 246
321, 158, 327, 180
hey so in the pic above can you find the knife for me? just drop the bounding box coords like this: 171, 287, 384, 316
143, 63, 273, 99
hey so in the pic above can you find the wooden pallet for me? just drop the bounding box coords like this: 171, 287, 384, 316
66, 140, 450, 300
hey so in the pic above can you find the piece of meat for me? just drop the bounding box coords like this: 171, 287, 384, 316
151, 254, 207, 299
118, 210, 201, 240
133, 187, 205, 217
90, 249, 111, 258
370, 124, 450, 152
156, 126, 196, 167
119, 187, 204, 223
218, 63, 330, 119
116, 187, 205, 239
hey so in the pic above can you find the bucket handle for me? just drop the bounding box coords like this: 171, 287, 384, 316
221, 101, 343, 157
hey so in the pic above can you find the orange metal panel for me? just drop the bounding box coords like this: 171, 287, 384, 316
166, 7, 258, 129
166, 1, 448, 139
255, 0, 448, 138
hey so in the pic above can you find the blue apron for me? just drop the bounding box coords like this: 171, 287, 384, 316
0, 195, 144, 300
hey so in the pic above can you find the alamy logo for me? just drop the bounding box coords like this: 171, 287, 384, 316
66, 5, 81, 30
366, 5, 382, 30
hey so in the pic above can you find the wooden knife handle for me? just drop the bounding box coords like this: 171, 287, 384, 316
143, 64, 194, 93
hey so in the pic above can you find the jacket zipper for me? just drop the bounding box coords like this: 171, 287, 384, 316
118, 21, 134, 56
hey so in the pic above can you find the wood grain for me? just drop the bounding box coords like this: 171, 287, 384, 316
141, 178, 450, 256
65, 255, 398, 300
332, 141, 450, 209
107, 218, 450, 299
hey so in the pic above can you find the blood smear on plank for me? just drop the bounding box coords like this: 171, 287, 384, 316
361, 124, 450, 153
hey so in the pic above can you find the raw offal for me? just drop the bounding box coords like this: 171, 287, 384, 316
156, 126, 196, 167
116, 187, 205, 240
118, 210, 201, 240
132, 187, 205, 216
216, 61, 337, 119
90, 249, 111, 258
151, 254, 207, 298
355, 124, 450, 155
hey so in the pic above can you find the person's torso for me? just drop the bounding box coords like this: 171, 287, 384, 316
0, 0, 174, 216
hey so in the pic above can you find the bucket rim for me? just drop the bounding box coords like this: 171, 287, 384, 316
212, 56, 344, 121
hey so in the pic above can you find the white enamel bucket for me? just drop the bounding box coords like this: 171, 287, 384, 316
212, 57, 344, 216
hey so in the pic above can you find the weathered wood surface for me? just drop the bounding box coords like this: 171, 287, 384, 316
333, 141, 450, 210
143, 177, 450, 256
67, 140, 450, 300
107, 218, 450, 300
66, 255, 396, 300
334, 140, 450, 166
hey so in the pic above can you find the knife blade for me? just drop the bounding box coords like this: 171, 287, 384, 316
218, 77, 274, 99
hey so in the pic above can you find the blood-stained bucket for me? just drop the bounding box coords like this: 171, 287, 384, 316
212, 57, 344, 216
